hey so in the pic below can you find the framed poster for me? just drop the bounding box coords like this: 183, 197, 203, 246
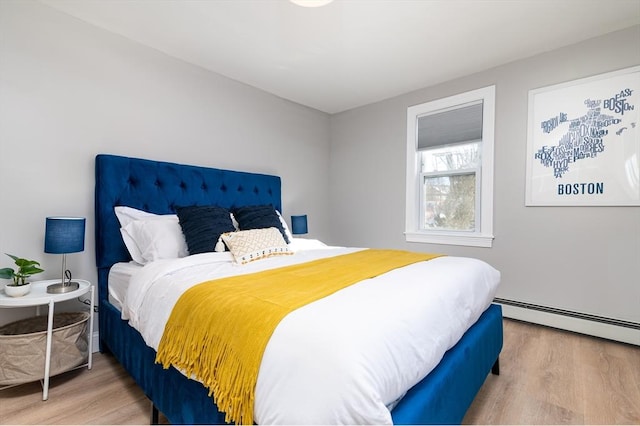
526, 66, 640, 206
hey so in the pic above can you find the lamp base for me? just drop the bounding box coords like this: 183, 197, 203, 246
46, 281, 80, 294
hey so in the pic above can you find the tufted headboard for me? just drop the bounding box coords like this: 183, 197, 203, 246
94, 154, 282, 307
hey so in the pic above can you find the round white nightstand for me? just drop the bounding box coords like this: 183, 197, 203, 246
0, 279, 94, 400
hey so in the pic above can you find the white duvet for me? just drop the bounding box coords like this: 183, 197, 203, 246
120, 241, 500, 424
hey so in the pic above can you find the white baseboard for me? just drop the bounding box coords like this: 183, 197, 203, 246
498, 303, 640, 346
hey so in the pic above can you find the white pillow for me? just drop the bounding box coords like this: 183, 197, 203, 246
114, 206, 187, 264
121, 216, 189, 264
221, 227, 292, 265
114, 206, 165, 228
230, 212, 239, 230
275, 210, 294, 243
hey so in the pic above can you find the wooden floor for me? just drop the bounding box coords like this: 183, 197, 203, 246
1, 319, 638, 424
463, 320, 640, 424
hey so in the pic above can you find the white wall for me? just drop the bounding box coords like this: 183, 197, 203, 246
328, 26, 640, 331
0, 1, 330, 326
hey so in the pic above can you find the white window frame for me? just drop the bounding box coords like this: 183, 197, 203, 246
405, 85, 495, 247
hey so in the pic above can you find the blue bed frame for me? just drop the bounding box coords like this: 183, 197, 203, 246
95, 154, 503, 424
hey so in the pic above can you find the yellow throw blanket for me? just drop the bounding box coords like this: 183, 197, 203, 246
156, 249, 442, 425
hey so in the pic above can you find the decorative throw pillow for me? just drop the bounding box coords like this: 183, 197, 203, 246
232, 205, 290, 243
176, 205, 235, 255
221, 227, 292, 264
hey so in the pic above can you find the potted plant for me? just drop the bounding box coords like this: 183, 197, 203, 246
0, 254, 44, 297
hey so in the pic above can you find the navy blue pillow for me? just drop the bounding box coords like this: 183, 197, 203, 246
175, 205, 235, 254
232, 204, 290, 243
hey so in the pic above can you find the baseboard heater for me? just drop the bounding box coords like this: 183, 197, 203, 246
494, 297, 640, 345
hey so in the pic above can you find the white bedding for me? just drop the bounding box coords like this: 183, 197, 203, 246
119, 241, 500, 424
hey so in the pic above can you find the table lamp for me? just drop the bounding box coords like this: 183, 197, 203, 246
291, 215, 308, 235
44, 217, 85, 294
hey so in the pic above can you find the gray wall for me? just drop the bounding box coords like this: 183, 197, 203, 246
0, 1, 330, 326
328, 26, 640, 325
1, 1, 638, 332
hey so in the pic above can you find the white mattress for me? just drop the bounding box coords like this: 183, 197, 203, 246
118, 243, 500, 424
108, 261, 142, 310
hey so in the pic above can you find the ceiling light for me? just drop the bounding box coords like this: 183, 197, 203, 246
290, 0, 334, 7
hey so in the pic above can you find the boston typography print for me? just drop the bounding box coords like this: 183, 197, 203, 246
526, 67, 640, 206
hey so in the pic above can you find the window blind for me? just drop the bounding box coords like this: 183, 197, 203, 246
417, 102, 483, 150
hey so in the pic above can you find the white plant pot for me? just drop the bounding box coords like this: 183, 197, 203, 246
4, 282, 31, 297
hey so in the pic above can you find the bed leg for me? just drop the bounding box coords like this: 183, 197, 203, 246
491, 357, 500, 375
150, 402, 159, 425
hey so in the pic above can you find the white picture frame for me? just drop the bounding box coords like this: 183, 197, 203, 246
525, 66, 640, 206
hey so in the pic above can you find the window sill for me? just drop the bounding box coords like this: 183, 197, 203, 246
405, 231, 494, 248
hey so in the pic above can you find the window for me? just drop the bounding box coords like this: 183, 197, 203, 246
405, 86, 495, 247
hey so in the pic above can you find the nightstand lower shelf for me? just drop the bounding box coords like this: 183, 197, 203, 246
0, 280, 94, 400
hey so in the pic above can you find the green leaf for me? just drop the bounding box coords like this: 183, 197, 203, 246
15, 259, 41, 268
19, 265, 44, 276
0, 268, 15, 279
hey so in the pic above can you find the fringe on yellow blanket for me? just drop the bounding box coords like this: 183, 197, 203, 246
156, 249, 442, 425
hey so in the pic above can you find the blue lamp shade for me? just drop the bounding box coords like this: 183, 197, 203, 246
291, 215, 308, 235
44, 217, 86, 254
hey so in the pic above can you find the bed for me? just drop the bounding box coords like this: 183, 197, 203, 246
95, 153, 503, 425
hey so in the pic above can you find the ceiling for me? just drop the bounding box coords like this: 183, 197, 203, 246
42, 0, 640, 114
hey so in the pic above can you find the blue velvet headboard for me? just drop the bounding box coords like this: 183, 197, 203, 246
94, 154, 282, 307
